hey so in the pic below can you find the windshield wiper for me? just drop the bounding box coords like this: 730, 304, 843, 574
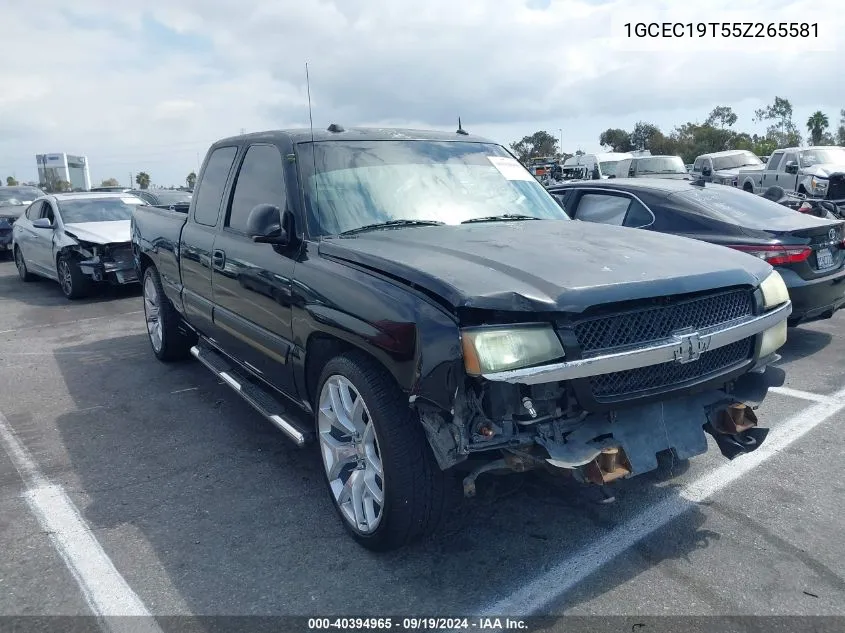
338, 219, 445, 236
461, 214, 542, 224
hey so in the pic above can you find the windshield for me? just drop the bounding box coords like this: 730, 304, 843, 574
58, 197, 144, 223
675, 185, 808, 230
0, 187, 44, 207
297, 140, 568, 236
800, 147, 845, 167
712, 152, 762, 171
598, 160, 623, 177
635, 156, 686, 175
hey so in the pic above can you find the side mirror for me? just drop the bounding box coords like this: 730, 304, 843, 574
247, 204, 294, 245
702, 167, 712, 177
784, 160, 799, 174
32, 218, 53, 229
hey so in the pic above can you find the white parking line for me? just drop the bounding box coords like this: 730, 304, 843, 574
0, 311, 142, 335
0, 411, 163, 632
479, 385, 845, 617
770, 385, 835, 403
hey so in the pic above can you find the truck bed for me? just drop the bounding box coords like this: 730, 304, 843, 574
130, 204, 188, 304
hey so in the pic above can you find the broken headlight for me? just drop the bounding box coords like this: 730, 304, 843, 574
461, 325, 564, 376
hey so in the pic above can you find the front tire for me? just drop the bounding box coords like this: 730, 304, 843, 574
142, 266, 195, 361
57, 255, 91, 299
14, 246, 35, 282
316, 352, 449, 551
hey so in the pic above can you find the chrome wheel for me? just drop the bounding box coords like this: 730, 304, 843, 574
143, 274, 163, 353
318, 375, 384, 534
59, 259, 73, 296
14, 248, 26, 280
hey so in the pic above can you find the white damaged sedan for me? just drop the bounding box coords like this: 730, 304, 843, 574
12, 192, 146, 299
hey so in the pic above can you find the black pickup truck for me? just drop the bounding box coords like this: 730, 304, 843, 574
131, 126, 791, 550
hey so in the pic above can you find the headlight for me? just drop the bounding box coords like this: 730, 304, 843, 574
810, 176, 828, 193
759, 270, 789, 309
759, 319, 787, 358
461, 325, 564, 376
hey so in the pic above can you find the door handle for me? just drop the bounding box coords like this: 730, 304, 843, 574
212, 249, 225, 270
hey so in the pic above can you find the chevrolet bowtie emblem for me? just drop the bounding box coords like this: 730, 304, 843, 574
672, 329, 711, 364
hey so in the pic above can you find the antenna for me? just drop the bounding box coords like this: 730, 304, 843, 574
456, 117, 468, 135
306, 62, 319, 226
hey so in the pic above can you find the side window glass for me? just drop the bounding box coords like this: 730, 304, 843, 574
194, 146, 238, 227
780, 153, 796, 172
623, 199, 653, 228
767, 153, 783, 171
226, 144, 286, 235
26, 202, 42, 220
43, 203, 55, 223
574, 193, 629, 225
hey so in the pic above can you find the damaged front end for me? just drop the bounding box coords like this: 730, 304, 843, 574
67, 240, 139, 284
417, 278, 792, 496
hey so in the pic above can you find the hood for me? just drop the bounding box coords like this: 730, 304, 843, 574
318, 221, 772, 314
718, 165, 765, 177
0, 206, 25, 220
63, 220, 131, 244
802, 163, 845, 178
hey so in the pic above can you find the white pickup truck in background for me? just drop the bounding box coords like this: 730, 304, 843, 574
737, 146, 845, 204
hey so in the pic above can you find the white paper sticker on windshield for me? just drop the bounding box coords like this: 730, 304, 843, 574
487, 156, 534, 181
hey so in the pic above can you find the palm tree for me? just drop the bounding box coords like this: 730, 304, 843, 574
186, 172, 196, 189
806, 111, 830, 146
135, 172, 151, 190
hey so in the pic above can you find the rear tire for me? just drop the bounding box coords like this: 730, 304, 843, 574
14, 246, 35, 282
315, 352, 450, 551
57, 255, 91, 299
142, 266, 195, 361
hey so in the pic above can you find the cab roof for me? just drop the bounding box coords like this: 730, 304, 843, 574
212, 126, 496, 147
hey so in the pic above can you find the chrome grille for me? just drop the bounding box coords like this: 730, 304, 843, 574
589, 337, 754, 401
574, 289, 754, 356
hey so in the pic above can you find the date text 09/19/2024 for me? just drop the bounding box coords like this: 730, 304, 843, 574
623, 22, 818, 38
307, 618, 528, 631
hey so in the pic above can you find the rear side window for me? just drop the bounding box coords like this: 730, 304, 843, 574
194, 146, 238, 227
767, 153, 783, 171
226, 144, 286, 234
574, 192, 655, 227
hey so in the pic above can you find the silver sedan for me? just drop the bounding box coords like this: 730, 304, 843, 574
12, 192, 146, 299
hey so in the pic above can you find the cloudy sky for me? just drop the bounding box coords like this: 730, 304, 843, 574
1, 0, 843, 187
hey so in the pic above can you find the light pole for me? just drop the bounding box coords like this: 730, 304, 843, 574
559, 128, 563, 156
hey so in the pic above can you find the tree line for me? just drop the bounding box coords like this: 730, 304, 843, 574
509, 96, 845, 166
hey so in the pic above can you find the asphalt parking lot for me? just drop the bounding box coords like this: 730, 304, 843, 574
2, 256, 845, 626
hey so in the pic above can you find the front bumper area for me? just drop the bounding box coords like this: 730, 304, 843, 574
458, 363, 785, 495
78, 258, 139, 284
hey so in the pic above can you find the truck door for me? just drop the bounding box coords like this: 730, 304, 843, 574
762, 152, 783, 189
180, 145, 238, 339
210, 143, 297, 397
780, 151, 800, 191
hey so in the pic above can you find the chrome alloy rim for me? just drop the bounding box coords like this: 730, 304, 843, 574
143, 275, 163, 352
318, 375, 384, 533
59, 260, 73, 296
14, 248, 25, 279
